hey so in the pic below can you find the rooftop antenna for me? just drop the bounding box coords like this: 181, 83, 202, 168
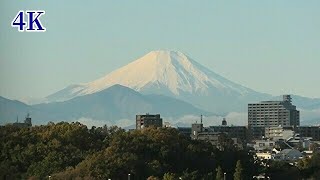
201, 115, 203, 124
16, 115, 18, 123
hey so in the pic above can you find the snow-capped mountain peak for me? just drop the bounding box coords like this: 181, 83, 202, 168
86, 50, 212, 95
46, 50, 256, 109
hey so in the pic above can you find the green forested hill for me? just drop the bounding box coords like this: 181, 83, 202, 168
1, 122, 319, 180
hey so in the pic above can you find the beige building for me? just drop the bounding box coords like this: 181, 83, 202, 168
248, 95, 300, 139
265, 126, 294, 141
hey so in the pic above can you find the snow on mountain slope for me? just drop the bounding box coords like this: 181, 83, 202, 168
46, 84, 86, 103
86, 50, 253, 95
47, 50, 258, 104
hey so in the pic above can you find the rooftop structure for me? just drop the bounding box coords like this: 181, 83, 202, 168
265, 126, 295, 141
191, 116, 245, 149
12, 113, 32, 128
209, 118, 247, 141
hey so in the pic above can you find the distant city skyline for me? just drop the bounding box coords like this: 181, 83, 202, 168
1, 1, 319, 100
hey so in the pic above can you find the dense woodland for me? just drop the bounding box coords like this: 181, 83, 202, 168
0, 122, 319, 180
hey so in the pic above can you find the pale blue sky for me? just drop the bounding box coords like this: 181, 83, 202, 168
0, 0, 319, 100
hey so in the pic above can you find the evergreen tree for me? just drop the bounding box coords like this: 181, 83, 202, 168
147, 176, 160, 180
216, 166, 223, 180
163, 172, 176, 180
233, 160, 243, 180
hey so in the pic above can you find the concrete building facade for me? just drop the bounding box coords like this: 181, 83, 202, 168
136, 114, 163, 130
265, 126, 295, 141
248, 95, 300, 139
253, 140, 276, 151
177, 127, 192, 137
191, 117, 245, 149
209, 126, 247, 140
295, 126, 320, 141
191, 122, 204, 139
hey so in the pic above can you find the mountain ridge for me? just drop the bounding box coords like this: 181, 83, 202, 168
45, 50, 320, 114
46, 50, 270, 112
47, 51, 260, 100
1, 84, 212, 125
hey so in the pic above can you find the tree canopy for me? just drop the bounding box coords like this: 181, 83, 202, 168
0, 122, 256, 179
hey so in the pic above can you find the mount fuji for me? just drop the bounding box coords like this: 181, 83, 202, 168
2, 50, 320, 126
47, 50, 269, 113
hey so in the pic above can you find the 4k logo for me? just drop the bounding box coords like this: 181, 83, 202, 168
11, 10, 46, 32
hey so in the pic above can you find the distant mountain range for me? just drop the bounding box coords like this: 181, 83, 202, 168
1, 50, 320, 126
47, 50, 270, 113
0, 85, 210, 125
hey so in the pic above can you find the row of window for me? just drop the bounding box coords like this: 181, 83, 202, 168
248, 109, 288, 111
249, 118, 289, 120
249, 114, 289, 116
249, 105, 283, 107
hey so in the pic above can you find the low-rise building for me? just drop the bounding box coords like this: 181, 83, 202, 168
177, 127, 191, 137
196, 131, 222, 146
136, 114, 163, 130
274, 149, 303, 161
209, 118, 247, 141
264, 126, 320, 142
190, 116, 204, 139
265, 126, 294, 141
295, 126, 320, 141
286, 134, 312, 149
12, 114, 32, 128
190, 116, 245, 149
253, 140, 276, 151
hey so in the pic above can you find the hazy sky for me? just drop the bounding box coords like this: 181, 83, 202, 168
1, 1, 319, 100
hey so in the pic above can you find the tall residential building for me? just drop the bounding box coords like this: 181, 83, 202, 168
136, 113, 163, 130
248, 95, 300, 139
190, 118, 223, 148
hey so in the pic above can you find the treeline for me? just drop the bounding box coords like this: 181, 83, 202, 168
297, 152, 320, 179
255, 153, 320, 180
0, 122, 112, 179
0, 122, 256, 179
